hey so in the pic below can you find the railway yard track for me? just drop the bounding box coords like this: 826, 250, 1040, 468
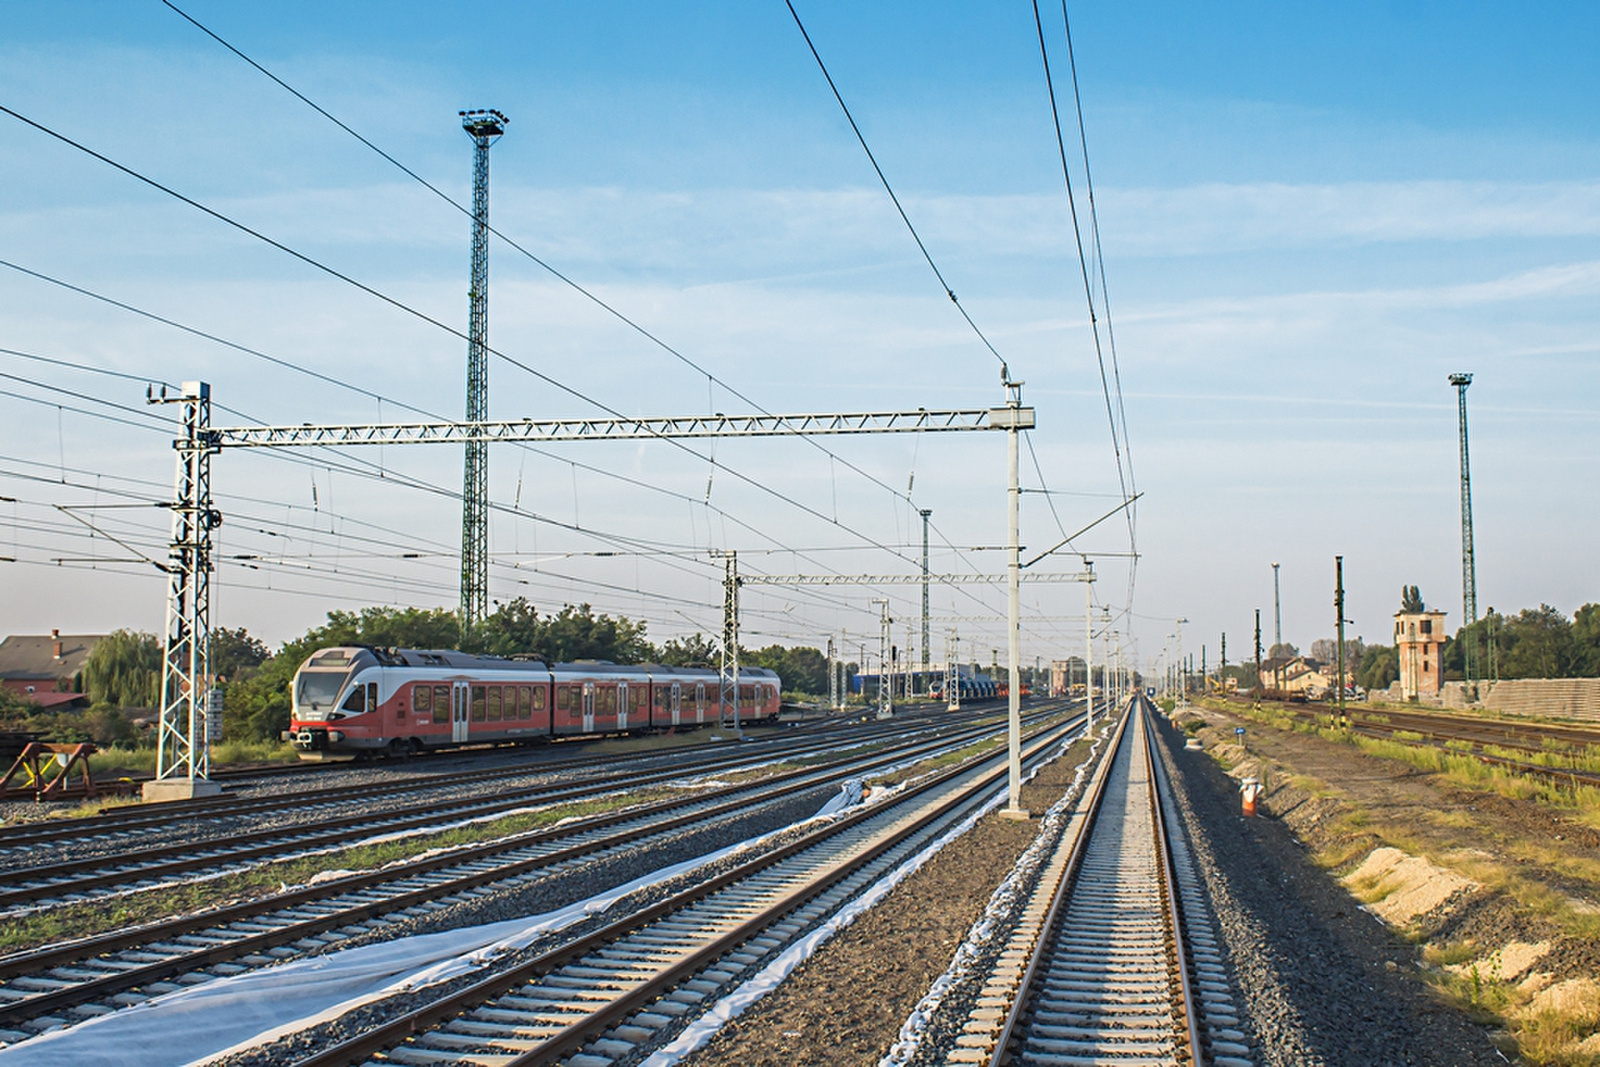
0, 690, 1539, 1065
0, 707, 1026, 912
901, 698, 1249, 1067
1222, 698, 1600, 789
0, 703, 1077, 1056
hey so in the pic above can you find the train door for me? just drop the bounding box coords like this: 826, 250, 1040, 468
671, 683, 682, 727
451, 682, 470, 743
618, 682, 629, 731
582, 682, 596, 733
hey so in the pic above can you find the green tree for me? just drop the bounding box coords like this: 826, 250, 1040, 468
537, 604, 652, 663
658, 633, 718, 668
744, 644, 828, 694
1498, 604, 1574, 679
468, 597, 542, 658
81, 629, 161, 708
1570, 603, 1600, 677
1355, 644, 1398, 692
1400, 585, 1425, 613
212, 627, 269, 682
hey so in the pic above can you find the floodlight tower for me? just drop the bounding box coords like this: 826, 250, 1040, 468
459, 108, 507, 632
1451, 372, 1478, 687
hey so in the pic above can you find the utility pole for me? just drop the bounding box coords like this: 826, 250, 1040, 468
1174, 617, 1188, 702
1084, 565, 1095, 733
1451, 372, 1478, 696
144, 382, 221, 800
826, 635, 838, 713
458, 108, 507, 634
1271, 561, 1282, 691
1254, 609, 1263, 694
1335, 554, 1349, 725
921, 508, 932, 695
945, 629, 960, 712
715, 549, 742, 735
874, 598, 893, 719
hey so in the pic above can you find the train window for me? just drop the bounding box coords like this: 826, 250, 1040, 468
368, 682, 379, 714
342, 686, 366, 713
433, 686, 450, 724
655, 688, 667, 708
487, 687, 502, 721
415, 685, 432, 714
471, 686, 486, 722
628, 687, 639, 712
556, 685, 570, 712
601, 687, 616, 713
532, 687, 547, 711
518, 686, 532, 720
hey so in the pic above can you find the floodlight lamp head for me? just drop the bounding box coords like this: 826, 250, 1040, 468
1450, 372, 1473, 388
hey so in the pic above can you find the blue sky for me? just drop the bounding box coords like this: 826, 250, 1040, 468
1, 1, 1596, 676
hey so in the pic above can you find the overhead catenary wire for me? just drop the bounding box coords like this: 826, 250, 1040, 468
783, 0, 1008, 372
0, 37, 1101, 650
1030, 0, 1138, 609
158, 0, 967, 557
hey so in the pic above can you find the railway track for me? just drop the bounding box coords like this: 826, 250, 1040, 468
284, 716, 1083, 1067
0, 705, 1078, 1051
1220, 698, 1600, 790
0, 709, 1030, 913
0, 706, 967, 851
946, 699, 1250, 1066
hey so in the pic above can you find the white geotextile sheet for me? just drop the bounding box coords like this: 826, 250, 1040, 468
639, 729, 1086, 1067
0, 778, 868, 1067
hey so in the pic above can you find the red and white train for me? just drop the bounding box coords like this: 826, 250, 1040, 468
286, 646, 782, 759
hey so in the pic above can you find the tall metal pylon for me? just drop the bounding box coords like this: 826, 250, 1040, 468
459, 108, 507, 633
1451, 372, 1477, 688
920, 508, 932, 694
144, 382, 222, 799
714, 549, 742, 733
872, 598, 893, 719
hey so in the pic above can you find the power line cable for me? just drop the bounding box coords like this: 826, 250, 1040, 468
782, 0, 1008, 373
158, 0, 961, 545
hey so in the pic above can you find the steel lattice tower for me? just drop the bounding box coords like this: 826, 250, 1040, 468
1451, 372, 1477, 685
459, 109, 507, 632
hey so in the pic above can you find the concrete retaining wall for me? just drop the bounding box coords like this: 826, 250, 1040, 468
1367, 678, 1600, 722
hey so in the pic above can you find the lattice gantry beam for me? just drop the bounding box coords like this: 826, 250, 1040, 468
208, 408, 1022, 447
739, 571, 1093, 586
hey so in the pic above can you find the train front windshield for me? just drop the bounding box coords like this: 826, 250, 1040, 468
295, 671, 349, 717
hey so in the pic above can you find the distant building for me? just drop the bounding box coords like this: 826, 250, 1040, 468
0, 630, 103, 700
1258, 655, 1334, 696
1394, 609, 1447, 700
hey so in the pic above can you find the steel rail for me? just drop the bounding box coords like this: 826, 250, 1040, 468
0, 711, 1073, 1033
985, 699, 1206, 1066
292, 720, 1078, 1067
985, 706, 1132, 1067
1146, 708, 1206, 1064
0, 710, 967, 850
0, 711, 1018, 908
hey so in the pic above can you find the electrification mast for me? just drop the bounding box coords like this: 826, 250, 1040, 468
1451, 372, 1477, 690
459, 108, 507, 632
920, 508, 932, 695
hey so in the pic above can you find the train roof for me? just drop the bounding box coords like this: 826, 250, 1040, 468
302, 647, 780, 682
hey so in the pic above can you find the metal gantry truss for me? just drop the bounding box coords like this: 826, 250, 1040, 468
151, 386, 1033, 786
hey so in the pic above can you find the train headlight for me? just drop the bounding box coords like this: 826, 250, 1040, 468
328, 730, 345, 743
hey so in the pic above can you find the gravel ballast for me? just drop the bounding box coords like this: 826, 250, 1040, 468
1150, 711, 1507, 1066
